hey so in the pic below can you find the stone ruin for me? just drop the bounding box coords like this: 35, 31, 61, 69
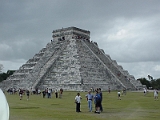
0, 27, 143, 91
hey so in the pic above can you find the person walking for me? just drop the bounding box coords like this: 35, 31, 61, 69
75, 93, 82, 112
19, 89, 23, 100
85, 91, 94, 112
154, 89, 158, 100
117, 91, 121, 100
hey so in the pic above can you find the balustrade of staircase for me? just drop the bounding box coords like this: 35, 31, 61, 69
83, 40, 135, 90
21, 40, 70, 89
76, 40, 124, 89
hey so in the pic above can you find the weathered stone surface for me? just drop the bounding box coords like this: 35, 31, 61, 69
0, 27, 143, 91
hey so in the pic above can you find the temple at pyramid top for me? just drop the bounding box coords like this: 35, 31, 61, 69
0, 27, 144, 91
52, 27, 90, 41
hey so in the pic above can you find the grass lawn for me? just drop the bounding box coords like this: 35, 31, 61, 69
6, 90, 159, 120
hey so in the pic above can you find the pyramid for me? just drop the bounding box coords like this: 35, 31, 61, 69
0, 27, 143, 91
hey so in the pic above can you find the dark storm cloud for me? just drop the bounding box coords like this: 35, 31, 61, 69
0, 0, 160, 79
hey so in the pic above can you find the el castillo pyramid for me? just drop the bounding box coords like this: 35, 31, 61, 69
0, 27, 143, 91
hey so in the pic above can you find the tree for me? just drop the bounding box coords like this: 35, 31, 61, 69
150, 78, 160, 89
0, 70, 15, 82
137, 78, 151, 89
138, 77, 160, 89
148, 75, 153, 80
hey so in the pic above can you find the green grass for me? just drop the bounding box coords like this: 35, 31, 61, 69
6, 91, 160, 120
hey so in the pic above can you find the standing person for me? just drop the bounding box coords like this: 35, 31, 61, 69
55, 89, 58, 98
26, 90, 30, 101
154, 89, 158, 100
75, 93, 82, 112
117, 91, 121, 100
0, 89, 9, 120
143, 88, 147, 96
42, 90, 46, 98
94, 90, 101, 114
59, 88, 63, 98
30, 87, 33, 95
85, 91, 94, 112
38, 89, 41, 95
19, 89, 23, 100
48, 89, 51, 98
99, 88, 103, 112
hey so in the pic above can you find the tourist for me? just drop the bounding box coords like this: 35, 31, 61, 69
59, 88, 63, 98
26, 90, 30, 101
108, 87, 111, 93
42, 90, 46, 98
45, 88, 48, 97
99, 88, 103, 112
143, 88, 147, 96
0, 89, 9, 120
75, 93, 82, 112
48, 89, 51, 98
94, 90, 101, 114
122, 88, 126, 95
85, 90, 94, 112
154, 89, 158, 100
13, 88, 16, 94
38, 89, 41, 95
117, 91, 121, 100
30, 87, 33, 95
55, 89, 58, 98
19, 89, 23, 100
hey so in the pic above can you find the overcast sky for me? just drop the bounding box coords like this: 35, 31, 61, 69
0, 0, 160, 80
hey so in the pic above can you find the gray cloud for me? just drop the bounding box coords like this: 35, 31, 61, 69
0, 0, 160, 79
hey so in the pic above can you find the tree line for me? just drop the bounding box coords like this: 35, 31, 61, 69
0, 70, 15, 82
137, 78, 160, 90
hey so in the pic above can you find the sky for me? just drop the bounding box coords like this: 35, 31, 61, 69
0, 0, 160, 80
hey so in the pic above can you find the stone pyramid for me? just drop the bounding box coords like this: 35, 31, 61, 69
0, 27, 143, 91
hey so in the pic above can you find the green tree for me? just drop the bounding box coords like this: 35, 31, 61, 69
150, 78, 160, 89
138, 78, 160, 89
0, 70, 15, 82
137, 78, 151, 89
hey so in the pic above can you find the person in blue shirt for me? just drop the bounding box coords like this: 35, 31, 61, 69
99, 88, 103, 112
94, 89, 101, 114
85, 90, 94, 112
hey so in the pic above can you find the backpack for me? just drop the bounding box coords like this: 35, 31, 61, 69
95, 94, 101, 102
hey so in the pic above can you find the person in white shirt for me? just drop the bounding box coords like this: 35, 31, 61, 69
48, 89, 51, 98
0, 89, 9, 120
143, 88, 147, 96
75, 93, 82, 112
117, 91, 121, 100
154, 89, 158, 100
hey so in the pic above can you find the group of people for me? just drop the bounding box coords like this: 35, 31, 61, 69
75, 88, 103, 114
9, 88, 64, 100
143, 88, 158, 100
